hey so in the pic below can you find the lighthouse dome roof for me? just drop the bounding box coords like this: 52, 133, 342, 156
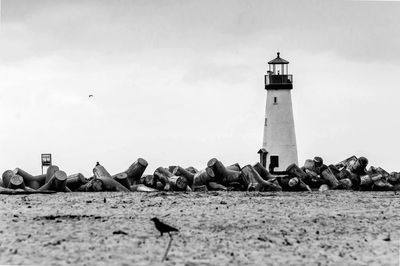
268, 52, 289, 64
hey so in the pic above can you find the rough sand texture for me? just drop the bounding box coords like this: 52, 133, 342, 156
0, 191, 399, 265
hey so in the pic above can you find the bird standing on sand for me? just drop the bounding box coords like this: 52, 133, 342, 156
151, 217, 179, 237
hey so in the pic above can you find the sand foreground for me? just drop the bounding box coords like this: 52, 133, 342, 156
0, 191, 399, 265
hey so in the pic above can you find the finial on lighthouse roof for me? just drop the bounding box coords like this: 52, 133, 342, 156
277, 52, 280, 58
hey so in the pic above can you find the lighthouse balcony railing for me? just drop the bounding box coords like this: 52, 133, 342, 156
265, 74, 293, 85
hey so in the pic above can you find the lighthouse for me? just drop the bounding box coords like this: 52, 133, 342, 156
261, 52, 298, 172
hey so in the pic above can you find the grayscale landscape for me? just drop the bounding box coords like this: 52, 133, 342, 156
1, 1, 400, 265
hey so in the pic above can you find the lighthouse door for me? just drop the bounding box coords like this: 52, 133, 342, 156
269, 155, 279, 173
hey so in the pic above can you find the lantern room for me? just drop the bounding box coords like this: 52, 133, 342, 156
265, 52, 293, 90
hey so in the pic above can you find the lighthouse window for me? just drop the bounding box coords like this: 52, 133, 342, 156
274, 97, 277, 104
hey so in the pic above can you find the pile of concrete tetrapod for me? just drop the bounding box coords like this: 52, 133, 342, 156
1, 156, 399, 194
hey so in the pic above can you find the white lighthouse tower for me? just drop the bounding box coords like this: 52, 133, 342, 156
262, 52, 298, 172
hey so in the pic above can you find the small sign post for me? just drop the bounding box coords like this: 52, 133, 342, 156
41, 153, 52, 174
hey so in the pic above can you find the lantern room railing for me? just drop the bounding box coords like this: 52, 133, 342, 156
265, 74, 293, 85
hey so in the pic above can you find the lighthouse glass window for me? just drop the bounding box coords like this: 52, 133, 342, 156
274, 97, 278, 104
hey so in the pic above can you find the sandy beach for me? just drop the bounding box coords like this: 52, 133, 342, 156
0, 191, 399, 266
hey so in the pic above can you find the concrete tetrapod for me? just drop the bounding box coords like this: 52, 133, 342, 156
303, 159, 315, 171
141, 175, 156, 189
286, 164, 308, 180
299, 163, 328, 189
172, 166, 195, 187
368, 166, 386, 176
359, 173, 375, 188
328, 164, 341, 177
337, 178, 353, 189
38, 170, 70, 192
154, 167, 189, 191
192, 168, 214, 186
76, 179, 104, 192
239, 165, 259, 191
13, 168, 46, 189
253, 162, 274, 181
93, 164, 130, 192
154, 167, 173, 191
227, 163, 241, 172
124, 158, 148, 185
319, 184, 330, 192
241, 165, 282, 191
207, 158, 242, 185
277, 176, 311, 192
359, 173, 393, 191
2, 170, 14, 188
348, 157, 368, 176
388, 172, 400, 185
335, 156, 358, 169
320, 167, 340, 188
372, 179, 393, 191
168, 166, 177, 173
46, 165, 60, 183
113, 172, 131, 190
66, 173, 88, 191
334, 167, 352, 180
185, 167, 199, 174
7, 174, 26, 190
168, 175, 190, 191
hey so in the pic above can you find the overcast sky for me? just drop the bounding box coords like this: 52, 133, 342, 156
1, 0, 399, 176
